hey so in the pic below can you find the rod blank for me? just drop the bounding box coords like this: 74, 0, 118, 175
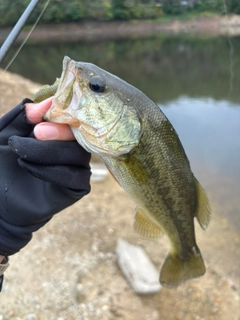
0, 0, 41, 64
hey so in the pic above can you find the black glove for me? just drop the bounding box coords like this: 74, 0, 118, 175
0, 99, 91, 257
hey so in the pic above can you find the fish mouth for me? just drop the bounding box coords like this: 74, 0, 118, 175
45, 56, 140, 156
44, 56, 83, 126
46, 54, 124, 136
44, 107, 81, 127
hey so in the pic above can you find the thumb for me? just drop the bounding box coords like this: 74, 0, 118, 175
34, 122, 75, 141
25, 97, 53, 124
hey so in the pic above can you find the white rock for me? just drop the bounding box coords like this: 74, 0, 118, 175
116, 238, 161, 294
27, 314, 37, 320
90, 163, 108, 182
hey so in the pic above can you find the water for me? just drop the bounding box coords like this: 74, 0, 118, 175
162, 97, 240, 232
2, 35, 240, 104
2, 35, 240, 232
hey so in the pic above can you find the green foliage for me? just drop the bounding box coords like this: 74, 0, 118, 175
192, 0, 240, 14
193, 0, 223, 14
226, 0, 240, 14
111, 0, 162, 20
0, 0, 239, 27
0, 0, 112, 26
112, 0, 130, 19
0, 0, 29, 26
161, 0, 188, 15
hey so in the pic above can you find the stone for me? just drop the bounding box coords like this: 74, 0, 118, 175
116, 239, 161, 294
90, 162, 108, 182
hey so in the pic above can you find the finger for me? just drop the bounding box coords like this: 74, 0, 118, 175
25, 97, 53, 124
34, 122, 75, 141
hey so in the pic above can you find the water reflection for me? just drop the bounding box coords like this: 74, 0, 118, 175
2, 35, 240, 104
161, 97, 240, 231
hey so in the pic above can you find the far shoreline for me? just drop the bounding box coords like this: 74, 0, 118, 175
0, 15, 240, 44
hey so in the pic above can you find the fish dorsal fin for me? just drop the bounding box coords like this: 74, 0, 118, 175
134, 209, 163, 239
194, 177, 211, 230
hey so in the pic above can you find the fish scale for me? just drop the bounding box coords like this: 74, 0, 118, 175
102, 105, 196, 250
35, 56, 211, 288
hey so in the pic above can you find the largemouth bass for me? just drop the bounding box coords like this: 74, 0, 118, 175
34, 56, 211, 288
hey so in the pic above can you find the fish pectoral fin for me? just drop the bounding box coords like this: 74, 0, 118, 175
133, 209, 163, 239
160, 246, 206, 288
194, 177, 211, 230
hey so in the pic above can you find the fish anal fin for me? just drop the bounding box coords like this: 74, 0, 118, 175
160, 246, 206, 288
194, 177, 211, 230
134, 209, 163, 239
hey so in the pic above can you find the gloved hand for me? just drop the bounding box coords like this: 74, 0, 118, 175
0, 99, 91, 257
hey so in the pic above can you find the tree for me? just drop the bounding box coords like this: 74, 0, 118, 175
227, 0, 240, 14
112, 0, 131, 20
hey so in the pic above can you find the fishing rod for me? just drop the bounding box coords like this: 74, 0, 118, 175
0, 0, 41, 65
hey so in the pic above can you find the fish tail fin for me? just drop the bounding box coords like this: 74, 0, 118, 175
160, 246, 206, 288
194, 177, 211, 230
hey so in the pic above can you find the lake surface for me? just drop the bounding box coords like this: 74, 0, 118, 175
2, 34, 240, 231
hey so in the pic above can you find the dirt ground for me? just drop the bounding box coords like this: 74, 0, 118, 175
0, 70, 239, 320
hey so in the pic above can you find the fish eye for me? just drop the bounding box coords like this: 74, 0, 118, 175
89, 77, 105, 93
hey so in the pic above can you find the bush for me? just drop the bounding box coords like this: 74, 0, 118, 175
0, 0, 239, 28
227, 0, 240, 14
193, 0, 225, 14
